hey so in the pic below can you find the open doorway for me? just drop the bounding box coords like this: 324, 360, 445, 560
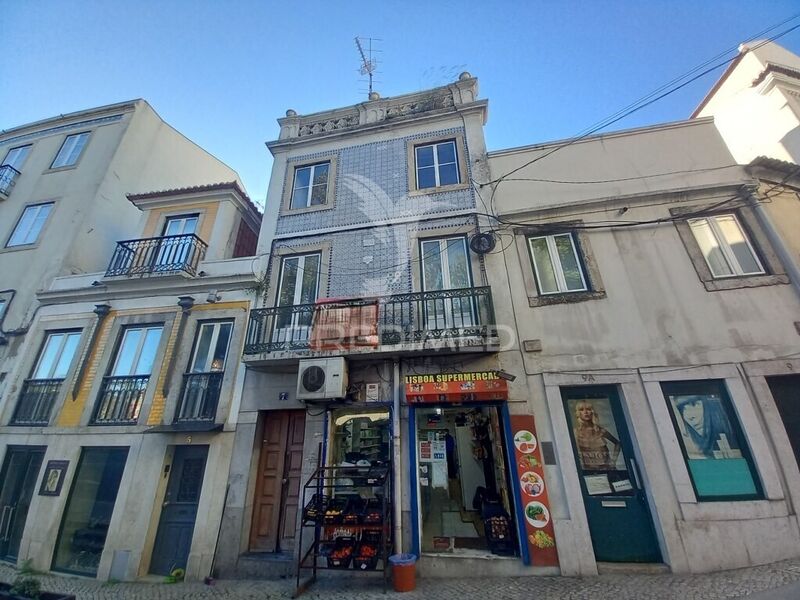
415, 405, 517, 556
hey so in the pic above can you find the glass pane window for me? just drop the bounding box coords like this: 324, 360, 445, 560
3, 145, 31, 170
111, 326, 163, 376
415, 140, 460, 189
0, 299, 6, 319
7, 202, 54, 247
189, 321, 233, 372
52, 447, 128, 576
51, 132, 90, 168
32, 331, 82, 379
275, 253, 321, 336
162, 215, 198, 236
688, 214, 764, 278
290, 162, 330, 209
663, 380, 762, 500
527, 233, 588, 294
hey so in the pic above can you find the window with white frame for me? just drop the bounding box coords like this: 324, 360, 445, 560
110, 326, 164, 376
527, 233, 588, 294
687, 214, 764, 278
415, 140, 460, 189
188, 321, 233, 373
290, 162, 330, 209
32, 331, 82, 380
2, 145, 32, 170
51, 132, 90, 168
6, 202, 54, 247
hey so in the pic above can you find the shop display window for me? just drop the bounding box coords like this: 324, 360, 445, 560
662, 380, 762, 501
52, 447, 128, 576
415, 406, 517, 556
330, 408, 390, 467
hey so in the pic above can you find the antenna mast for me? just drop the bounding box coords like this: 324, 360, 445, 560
355, 36, 380, 97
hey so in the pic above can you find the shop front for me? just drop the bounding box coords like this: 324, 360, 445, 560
406, 371, 559, 570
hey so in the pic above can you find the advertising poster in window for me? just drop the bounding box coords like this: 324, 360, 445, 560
510, 415, 558, 567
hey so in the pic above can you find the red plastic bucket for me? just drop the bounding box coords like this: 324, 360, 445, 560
389, 554, 417, 592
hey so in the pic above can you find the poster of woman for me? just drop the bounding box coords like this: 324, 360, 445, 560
567, 398, 624, 471
667, 393, 742, 460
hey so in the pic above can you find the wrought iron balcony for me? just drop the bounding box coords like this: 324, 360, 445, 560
11, 378, 63, 425
0, 165, 21, 198
92, 375, 149, 424
244, 286, 496, 355
105, 234, 207, 277
174, 372, 223, 422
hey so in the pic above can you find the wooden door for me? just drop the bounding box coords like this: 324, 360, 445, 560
250, 410, 306, 552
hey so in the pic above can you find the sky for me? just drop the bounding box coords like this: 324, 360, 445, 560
2, 1, 800, 210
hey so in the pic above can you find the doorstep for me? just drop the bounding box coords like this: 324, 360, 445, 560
418, 552, 560, 577
596, 562, 671, 575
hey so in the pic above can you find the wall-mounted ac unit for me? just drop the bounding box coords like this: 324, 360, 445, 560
296, 357, 348, 402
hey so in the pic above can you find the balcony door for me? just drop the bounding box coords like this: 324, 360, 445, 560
420, 237, 475, 330
155, 214, 199, 271
176, 321, 233, 422
274, 253, 320, 345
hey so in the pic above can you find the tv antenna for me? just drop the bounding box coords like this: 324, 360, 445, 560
355, 36, 381, 97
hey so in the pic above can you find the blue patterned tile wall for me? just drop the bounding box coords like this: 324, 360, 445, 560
275, 127, 476, 236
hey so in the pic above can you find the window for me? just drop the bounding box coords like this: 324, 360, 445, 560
527, 233, 588, 294
290, 162, 330, 209
93, 325, 163, 424
188, 321, 233, 373
688, 214, 764, 278
662, 380, 762, 501
51, 132, 90, 168
6, 202, 54, 247
12, 330, 82, 425
274, 253, 321, 343
52, 447, 128, 576
0, 299, 6, 320
2, 145, 31, 170
415, 140, 460, 189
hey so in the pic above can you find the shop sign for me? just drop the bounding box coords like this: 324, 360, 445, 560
510, 415, 559, 567
404, 371, 508, 404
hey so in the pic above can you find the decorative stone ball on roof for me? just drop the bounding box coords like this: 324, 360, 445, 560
286, 109, 297, 117
368, 91, 381, 101
459, 71, 472, 81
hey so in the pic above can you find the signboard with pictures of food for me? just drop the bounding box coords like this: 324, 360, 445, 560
510, 415, 559, 567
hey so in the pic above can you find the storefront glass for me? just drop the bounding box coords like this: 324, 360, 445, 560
329, 408, 390, 466
416, 405, 517, 556
52, 447, 128, 576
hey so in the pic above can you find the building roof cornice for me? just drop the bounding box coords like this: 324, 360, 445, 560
0, 99, 140, 140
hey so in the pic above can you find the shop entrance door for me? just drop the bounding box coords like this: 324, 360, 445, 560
562, 386, 661, 562
0, 447, 45, 562
767, 375, 800, 469
250, 410, 306, 552
149, 445, 208, 575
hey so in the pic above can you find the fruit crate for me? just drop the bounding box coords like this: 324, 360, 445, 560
302, 493, 329, 525
353, 542, 380, 570
484, 515, 516, 556
323, 497, 349, 525
361, 498, 384, 525
342, 498, 365, 525
326, 536, 355, 569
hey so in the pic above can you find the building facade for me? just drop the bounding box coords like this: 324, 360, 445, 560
485, 116, 800, 574
0, 182, 261, 581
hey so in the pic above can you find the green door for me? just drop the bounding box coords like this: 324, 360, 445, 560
562, 386, 661, 562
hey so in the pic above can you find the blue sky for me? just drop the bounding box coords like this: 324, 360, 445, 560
3, 1, 800, 209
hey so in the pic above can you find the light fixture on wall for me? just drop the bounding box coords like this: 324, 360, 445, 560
496, 370, 517, 382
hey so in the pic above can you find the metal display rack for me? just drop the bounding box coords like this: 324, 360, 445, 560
294, 464, 392, 598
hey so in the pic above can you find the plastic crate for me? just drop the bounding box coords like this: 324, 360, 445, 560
326, 536, 355, 569
484, 515, 516, 556
353, 542, 380, 570
342, 498, 365, 525
361, 498, 384, 525
360, 528, 382, 543
323, 498, 349, 525
302, 493, 329, 525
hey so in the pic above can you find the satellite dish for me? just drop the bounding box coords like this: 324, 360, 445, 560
469, 232, 496, 254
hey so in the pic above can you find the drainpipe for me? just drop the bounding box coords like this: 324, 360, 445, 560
71, 303, 111, 399
392, 358, 403, 554
749, 191, 800, 299
162, 296, 195, 398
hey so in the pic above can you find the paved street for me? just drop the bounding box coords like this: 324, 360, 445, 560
3, 559, 800, 600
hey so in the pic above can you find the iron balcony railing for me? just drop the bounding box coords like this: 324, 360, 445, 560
175, 371, 223, 423
105, 234, 207, 277
92, 375, 149, 424
0, 165, 21, 198
244, 286, 496, 354
11, 378, 63, 425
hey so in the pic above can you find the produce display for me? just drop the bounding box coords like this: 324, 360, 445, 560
485, 516, 510, 540
302, 494, 329, 524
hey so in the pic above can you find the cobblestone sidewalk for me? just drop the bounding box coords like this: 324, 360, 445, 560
3, 559, 800, 600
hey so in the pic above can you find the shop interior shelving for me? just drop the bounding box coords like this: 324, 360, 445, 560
294, 464, 392, 598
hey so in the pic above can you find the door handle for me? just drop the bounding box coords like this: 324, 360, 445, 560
282, 478, 288, 485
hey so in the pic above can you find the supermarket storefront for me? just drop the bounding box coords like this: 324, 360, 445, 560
405, 371, 559, 568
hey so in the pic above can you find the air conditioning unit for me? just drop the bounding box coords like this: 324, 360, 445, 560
296, 357, 348, 402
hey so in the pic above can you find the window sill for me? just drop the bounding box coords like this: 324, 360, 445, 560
0, 242, 41, 254
702, 273, 789, 292
408, 182, 470, 197
43, 164, 79, 174
279, 202, 334, 216
527, 290, 606, 307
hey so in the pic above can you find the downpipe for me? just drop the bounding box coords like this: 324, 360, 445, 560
393, 358, 403, 554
